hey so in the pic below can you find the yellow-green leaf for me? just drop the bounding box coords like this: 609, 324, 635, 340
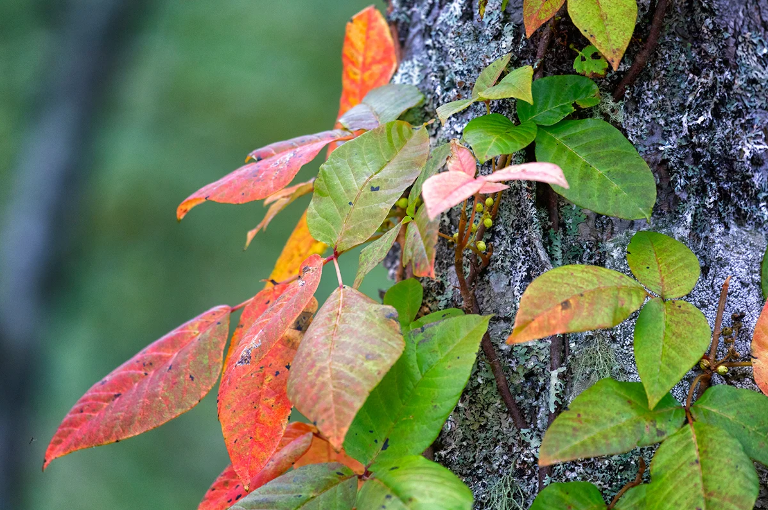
508, 265, 647, 344
568, 0, 637, 71
633, 298, 711, 408
463, 114, 537, 163
539, 379, 684, 465
477, 65, 534, 103
436, 54, 511, 124
626, 231, 700, 299
530, 482, 606, 510
307, 121, 429, 252
353, 224, 403, 289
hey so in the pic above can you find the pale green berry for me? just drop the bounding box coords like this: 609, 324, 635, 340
475, 202, 484, 212
484, 217, 493, 229
476, 241, 487, 252
485, 197, 494, 208
716, 365, 728, 375
396, 197, 409, 209
699, 359, 711, 370
471, 223, 478, 232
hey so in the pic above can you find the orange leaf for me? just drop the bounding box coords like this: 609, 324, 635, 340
294, 433, 364, 475
523, 0, 566, 38
218, 255, 323, 487
265, 212, 327, 286
198, 426, 313, 510
44, 306, 231, 470
752, 300, 768, 396
337, 6, 398, 118
177, 130, 352, 220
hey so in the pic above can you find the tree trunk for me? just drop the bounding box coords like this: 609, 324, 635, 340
388, 0, 768, 507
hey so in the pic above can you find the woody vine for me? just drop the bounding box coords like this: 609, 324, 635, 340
42, 3, 768, 510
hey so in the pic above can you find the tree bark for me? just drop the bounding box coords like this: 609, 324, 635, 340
388, 0, 768, 507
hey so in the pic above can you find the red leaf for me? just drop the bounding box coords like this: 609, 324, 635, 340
337, 6, 398, 118
446, 141, 477, 177
44, 306, 231, 470
198, 425, 313, 510
177, 131, 352, 220
403, 206, 439, 278
422, 171, 485, 220
483, 162, 569, 188
752, 299, 768, 396
218, 255, 323, 487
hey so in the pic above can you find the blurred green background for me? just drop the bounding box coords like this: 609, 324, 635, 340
0, 1, 391, 508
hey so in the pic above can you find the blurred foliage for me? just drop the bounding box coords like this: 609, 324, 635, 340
2, 1, 389, 509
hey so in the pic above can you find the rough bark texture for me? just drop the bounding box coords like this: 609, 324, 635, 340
387, 0, 768, 507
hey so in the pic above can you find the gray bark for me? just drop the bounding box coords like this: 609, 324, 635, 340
388, 0, 768, 507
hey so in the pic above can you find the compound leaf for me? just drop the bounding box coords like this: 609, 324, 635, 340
307, 121, 429, 252
218, 256, 323, 486
383, 278, 424, 330
288, 286, 404, 450
198, 426, 313, 510
44, 306, 231, 469
753, 299, 768, 396
345, 314, 490, 465
478, 65, 534, 103
339, 84, 424, 131
535, 119, 657, 220
337, 6, 398, 118
530, 482, 606, 510
634, 298, 711, 408
523, 0, 566, 38
403, 205, 439, 278
517, 75, 599, 126
644, 422, 758, 510
626, 231, 700, 299
354, 223, 402, 289
177, 130, 352, 220
358, 456, 473, 510
463, 114, 537, 163
568, 0, 637, 71
539, 379, 684, 465
231, 463, 357, 510
507, 265, 647, 344
692, 385, 768, 466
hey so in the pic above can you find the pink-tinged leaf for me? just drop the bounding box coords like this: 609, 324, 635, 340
752, 300, 768, 396
446, 141, 477, 177
244, 180, 314, 249
177, 130, 352, 220
478, 182, 509, 194
403, 206, 438, 278
288, 286, 404, 450
44, 306, 231, 470
218, 256, 323, 487
198, 429, 313, 510
422, 171, 484, 220
482, 162, 569, 188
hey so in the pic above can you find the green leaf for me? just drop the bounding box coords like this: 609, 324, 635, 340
410, 309, 464, 330
339, 84, 425, 131
409, 143, 451, 208
436, 54, 511, 124
383, 278, 424, 329
539, 379, 684, 465
535, 119, 657, 220
573, 45, 609, 78
762, 246, 768, 299
357, 456, 473, 510
230, 462, 357, 509
354, 224, 403, 289
463, 114, 537, 163
568, 0, 637, 71
634, 298, 711, 408
645, 422, 758, 510
530, 482, 606, 510
691, 385, 768, 466
478, 65, 534, 103
626, 231, 700, 299
345, 315, 490, 465
287, 286, 405, 450
613, 485, 647, 510
517, 75, 600, 126
307, 121, 429, 252
508, 265, 647, 344
403, 205, 439, 278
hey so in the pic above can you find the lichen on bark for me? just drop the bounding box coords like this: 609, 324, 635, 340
387, 0, 768, 507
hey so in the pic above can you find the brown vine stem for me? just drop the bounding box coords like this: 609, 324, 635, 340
607, 458, 646, 509
697, 276, 731, 397
533, 19, 554, 80
613, 0, 670, 100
